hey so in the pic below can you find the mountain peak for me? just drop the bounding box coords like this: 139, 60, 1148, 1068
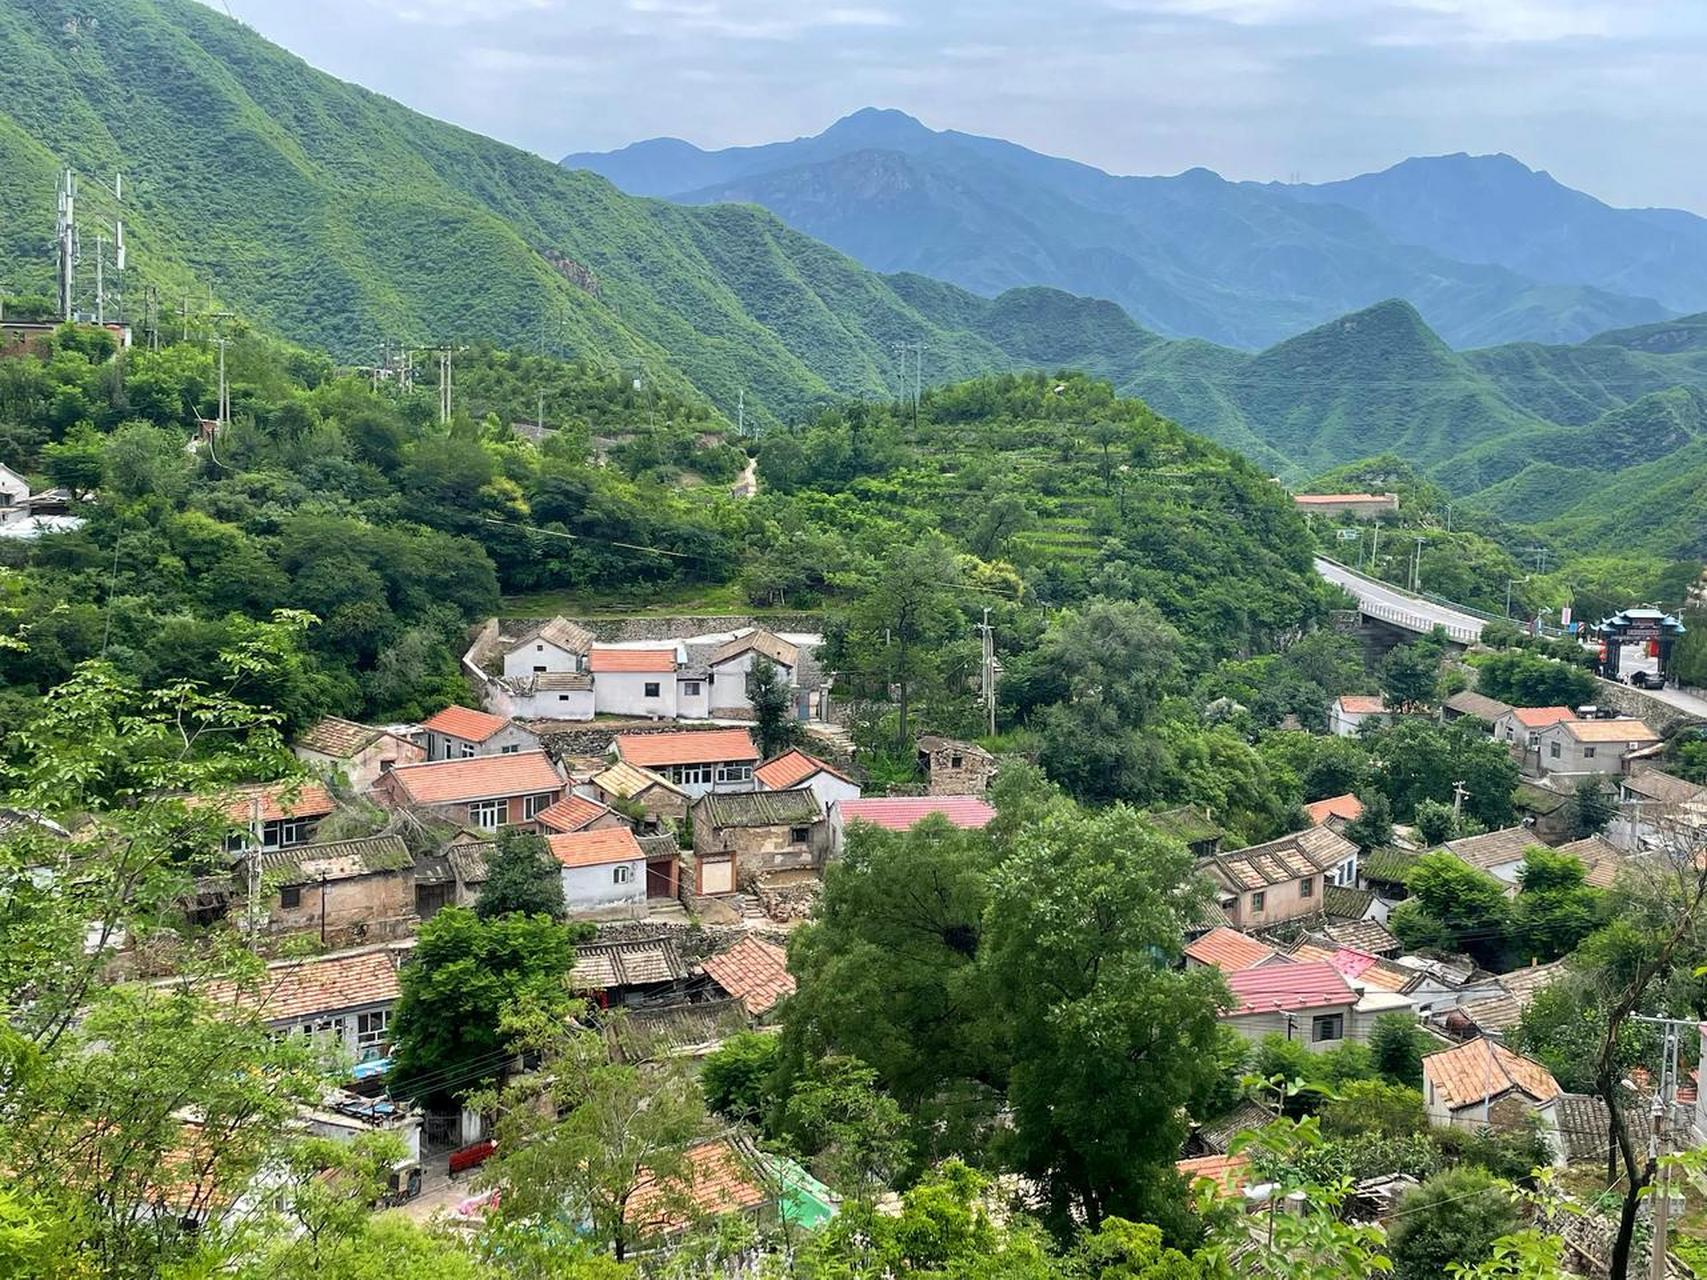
822, 107, 933, 145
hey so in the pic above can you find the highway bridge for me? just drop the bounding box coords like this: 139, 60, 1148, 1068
1313, 557, 1488, 646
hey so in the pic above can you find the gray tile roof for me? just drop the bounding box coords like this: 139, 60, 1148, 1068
697, 787, 823, 829
571, 935, 687, 990
1200, 825, 1357, 892
1441, 826, 1540, 872
1445, 690, 1515, 722
256, 835, 413, 886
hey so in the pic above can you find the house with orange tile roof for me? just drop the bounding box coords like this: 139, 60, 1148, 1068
1304, 793, 1364, 830
1183, 926, 1280, 974
534, 793, 628, 836
1492, 705, 1578, 749
614, 728, 760, 798
703, 936, 795, 1019
375, 751, 565, 832
1177, 1152, 1250, 1194
193, 943, 409, 1062
546, 828, 651, 916
295, 716, 424, 790
419, 704, 541, 762
589, 760, 691, 829
754, 748, 861, 809
1536, 717, 1661, 780
628, 1139, 771, 1241
1330, 694, 1390, 737
214, 780, 337, 854
1422, 1037, 1561, 1130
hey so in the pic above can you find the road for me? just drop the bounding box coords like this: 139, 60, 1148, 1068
1638, 681, 1707, 722
1313, 557, 1486, 645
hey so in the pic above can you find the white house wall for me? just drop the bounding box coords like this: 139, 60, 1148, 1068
504, 639, 583, 680
594, 671, 680, 719
560, 859, 648, 915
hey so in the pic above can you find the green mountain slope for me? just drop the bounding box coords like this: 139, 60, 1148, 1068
0, 0, 1154, 426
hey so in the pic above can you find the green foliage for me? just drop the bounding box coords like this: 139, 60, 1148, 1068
1512, 848, 1603, 963
1472, 651, 1596, 709
1389, 852, 1512, 967
1369, 1014, 1434, 1087
390, 907, 577, 1106
476, 828, 567, 922
781, 1054, 911, 1206
1319, 1081, 1429, 1141
748, 655, 802, 759
1387, 1168, 1521, 1280
1412, 799, 1459, 846
1380, 630, 1449, 712
1341, 792, 1394, 852
1364, 719, 1519, 828
699, 1031, 781, 1126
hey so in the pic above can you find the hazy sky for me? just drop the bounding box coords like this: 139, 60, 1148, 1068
218, 0, 1707, 212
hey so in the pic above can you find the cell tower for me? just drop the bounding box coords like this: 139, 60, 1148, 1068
56, 170, 78, 322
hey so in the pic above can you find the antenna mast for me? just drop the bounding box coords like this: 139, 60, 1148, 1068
56, 170, 78, 323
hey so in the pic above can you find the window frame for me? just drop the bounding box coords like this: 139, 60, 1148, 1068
1249, 890, 1265, 914
789, 825, 811, 845
468, 799, 505, 830
1311, 1013, 1345, 1043
643, 681, 662, 699
355, 1009, 390, 1053
522, 793, 551, 820
681, 680, 703, 697
279, 884, 302, 910
612, 864, 634, 886
716, 763, 753, 785
1298, 876, 1314, 898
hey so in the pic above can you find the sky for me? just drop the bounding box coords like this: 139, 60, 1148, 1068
217, 0, 1707, 212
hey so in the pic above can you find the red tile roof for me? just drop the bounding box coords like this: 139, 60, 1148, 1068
1184, 927, 1276, 973
546, 827, 645, 869
836, 796, 996, 832
630, 1140, 766, 1234
385, 752, 564, 805
218, 780, 336, 824
588, 646, 678, 673
615, 729, 759, 767
535, 794, 616, 833
1511, 706, 1575, 728
1177, 1153, 1250, 1193
1423, 1037, 1561, 1111
419, 704, 510, 743
1335, 695, 1387, 716
754, 748, 852, 791
702, 937, 795, 1016
200, 947, 402, 1024
1224, 961, 1355, 1015
1305, 793, 1364, 826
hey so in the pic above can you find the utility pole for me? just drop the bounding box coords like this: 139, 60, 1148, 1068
737, 388, 744, 438
94, 233, 106, 325
1631, 1014, 1686, 1280
1370, 522, 1380, 572
891, 341, 908, 406
1451, 780, 1468, 821
910, 341, 924, 431
978, 608, 996, 737
1413, 535, 1425, 592
214, 336, 229, 426
536, 389, 545, 435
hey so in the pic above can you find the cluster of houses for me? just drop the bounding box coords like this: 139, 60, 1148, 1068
460, 616, 833, 724
0, 461, 85, 541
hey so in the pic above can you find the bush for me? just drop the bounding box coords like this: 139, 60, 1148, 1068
701, 1031, 781, 1125
1388, 1167, 1522, 1280
1413, 798, 1457, 847
1369, 1013, 1433, 1086
1320, 1079, 1429, 1140
1474, 650, 1596, 708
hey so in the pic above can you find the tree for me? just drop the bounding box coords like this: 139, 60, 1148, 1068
1341, 792, 1393, 852
1366, 719, 1519, 828
40, 421, 105, 498
1569, 776, 1617, 839
1473, 651, 1595, 709
1379, 629, 1448, 711
1413, 798, 1458, 846
1369, 1013, 1433, 1086
748, 653, 802, 759
1319, 1080, 1428, 1140
1389, 852, 1512, 967
476, 828, 566, 921
1512, 847, 1601, 962
842, 535, 963, 748
481, 1016, 706, 1262
782, 1055, 911, 1208
1387, 1168, 1521, 1280
985, 802, 1230, 1236
1031, 597, 1183, 731
389, 907, 576, 1106
700, 1031, 780, 1125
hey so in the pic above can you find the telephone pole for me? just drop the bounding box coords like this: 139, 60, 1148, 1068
1451, 780, 1468, 820
1632, 1014, 1686, 1280
1412, 535, 1425, 592
56, 169, 77, 322
909, 341, 924, 430
94, 233, 106, 325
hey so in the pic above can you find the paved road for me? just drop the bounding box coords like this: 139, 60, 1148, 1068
1637, 681, 1707, 722
1313, 557, 1486, 645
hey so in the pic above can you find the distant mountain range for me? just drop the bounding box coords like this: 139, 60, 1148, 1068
564, 109, 1707, 350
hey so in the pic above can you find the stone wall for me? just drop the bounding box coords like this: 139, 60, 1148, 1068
1586, 676, 1703, 736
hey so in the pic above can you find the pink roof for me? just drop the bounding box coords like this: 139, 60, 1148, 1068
836, 796, 996, 832
1325, 947, 1380, 980
1224, 961, 1355, 1015
1511, 706, 1575, 728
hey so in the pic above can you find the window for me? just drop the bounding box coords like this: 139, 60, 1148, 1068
536, 644, 544, 652
682, 681, 702, 696
716, 763, 753, 784
1548, 740, 1562, 759
950, 753, 963, 769
673, 764, 713, 786
1249, 891, 1265, 914
533, 664, 547, 673
469, 799, 505, 830
356, 1010, 390, 1053
522, 793, 551, 820
558, 694, 571, 702
643, 682, 661, 698
501, 744, 519, 754
789, 826, 811, 845
1298, 876, 1314, 898
459, 741, 477, 759
280, 884, 302, 909
612, 864, 633, 885
1312, 1013, 1344, 1043
1584, 746, 1597, 759
263, 817, 311, 850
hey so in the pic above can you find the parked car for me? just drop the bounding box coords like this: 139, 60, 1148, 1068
1629, 670, 1666, 690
